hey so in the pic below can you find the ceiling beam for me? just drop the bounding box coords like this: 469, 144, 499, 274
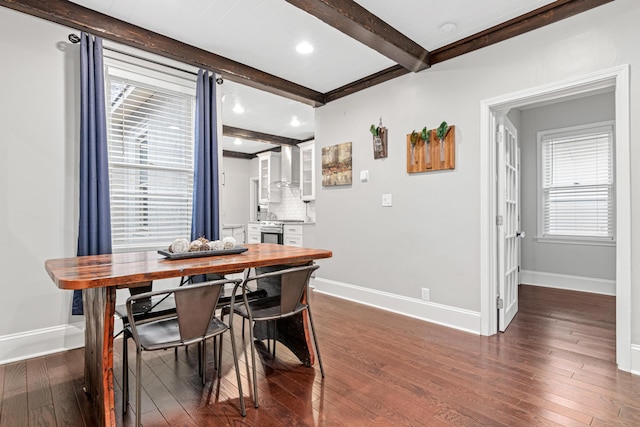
324, 65, 409, 103
325, 0, 614, 102
285, 0, 430, 72
430, 0, 614, 65
222, 150, 255, 160
223, 126, 308, 147
0, 0, 325, 107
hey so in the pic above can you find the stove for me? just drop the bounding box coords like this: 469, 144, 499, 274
260, 219, 305, 243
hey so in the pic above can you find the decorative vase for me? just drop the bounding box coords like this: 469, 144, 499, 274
439, 138, 445, 162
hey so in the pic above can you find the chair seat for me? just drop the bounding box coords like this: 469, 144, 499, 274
233, 296, 306, 321
130, 316, 228, 351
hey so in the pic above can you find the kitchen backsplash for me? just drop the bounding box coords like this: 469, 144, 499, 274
269, 187, 316, 221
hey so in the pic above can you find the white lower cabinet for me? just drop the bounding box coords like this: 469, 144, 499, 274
283, 224, 315, 248
247, 223, 261, 244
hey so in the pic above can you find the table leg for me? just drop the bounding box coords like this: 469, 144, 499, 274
253, 312, 315, 366
83, 286, 117, 427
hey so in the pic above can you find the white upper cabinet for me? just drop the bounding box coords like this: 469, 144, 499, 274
257, 152, 281, 203
298, 141, 315, 201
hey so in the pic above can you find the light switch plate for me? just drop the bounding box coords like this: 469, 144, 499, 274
360, 170, 369, 182
382, 194, 392, 207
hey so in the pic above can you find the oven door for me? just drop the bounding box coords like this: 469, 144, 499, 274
261, 230, 283, 244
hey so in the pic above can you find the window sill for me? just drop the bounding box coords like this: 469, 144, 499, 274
534, 236, 616, 247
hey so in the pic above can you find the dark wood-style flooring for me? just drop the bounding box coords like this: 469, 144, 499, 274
2, 285, 640, 426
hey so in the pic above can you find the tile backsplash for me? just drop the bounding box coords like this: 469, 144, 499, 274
268, 187, 316, 221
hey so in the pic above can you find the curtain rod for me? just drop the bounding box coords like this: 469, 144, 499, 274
67, 33, 223, 84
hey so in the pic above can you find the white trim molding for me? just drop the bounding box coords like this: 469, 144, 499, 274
631, 345, 640, 376
313, 277, 481, 335
520, 270, 615, 296
0, 322, 85, 365
480, 64, 631, 372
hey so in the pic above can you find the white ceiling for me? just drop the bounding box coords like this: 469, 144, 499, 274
71, 0, 557, 154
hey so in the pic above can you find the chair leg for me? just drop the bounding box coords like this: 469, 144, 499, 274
306, 307, 325, 378
122, 332, 129, 413
135, 348, 143, 427
247, 316, 260, 408
272, 320, 277, 359
212, 336, 218, 371
197, 342, 202, 378
229, 322, 246, 416
217, 334, 224, 378
201, 341, 207, 386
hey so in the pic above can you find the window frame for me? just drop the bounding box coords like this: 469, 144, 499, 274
536, 121, 615, 246
103, 53, 197, 253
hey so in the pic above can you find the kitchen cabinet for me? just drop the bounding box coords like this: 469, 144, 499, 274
221, 224, 245, 244
247, 222, 261, 244
257, 152, 280, 203
283, 224, 316, 248
298, 141, 315, 201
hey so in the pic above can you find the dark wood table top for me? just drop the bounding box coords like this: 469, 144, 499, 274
45, 243, 332, 290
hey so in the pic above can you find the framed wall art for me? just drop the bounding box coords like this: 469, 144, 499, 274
322, 142, 352, 186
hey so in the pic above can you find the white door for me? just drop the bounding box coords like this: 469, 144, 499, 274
497, 115, 521, 332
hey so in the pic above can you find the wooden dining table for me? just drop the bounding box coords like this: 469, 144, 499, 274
45, 243, 332, 427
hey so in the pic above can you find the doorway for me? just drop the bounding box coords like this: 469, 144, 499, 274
479, 65, 631, 371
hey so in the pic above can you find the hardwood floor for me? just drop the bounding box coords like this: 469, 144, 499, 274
2, 285, 640, 426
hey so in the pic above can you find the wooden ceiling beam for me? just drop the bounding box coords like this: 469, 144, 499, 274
0, 0, 326, 107
285, 0, 430, 72
222, 150, 255, 160
431, 0, 614, 65
223, 126, 308, 147
324, 65, 409, 103
325, 0, 614, 102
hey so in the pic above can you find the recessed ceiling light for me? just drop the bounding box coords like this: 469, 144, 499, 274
234, 138, 242, 145
290, 116, 301, 127
296, 42, 314, 54
439, 22, 457, 33
233, 103, 244, 114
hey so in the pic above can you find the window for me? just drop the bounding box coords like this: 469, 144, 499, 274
537, 122, 614, 244
105, 57, 196, 252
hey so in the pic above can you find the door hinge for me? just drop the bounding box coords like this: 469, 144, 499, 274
497, 130, 503, 144
497, 297, 504, 309
496, 215, 503, 226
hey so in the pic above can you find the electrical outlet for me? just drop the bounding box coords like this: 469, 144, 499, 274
382, 193, 392, 207
421, 288, 430, 301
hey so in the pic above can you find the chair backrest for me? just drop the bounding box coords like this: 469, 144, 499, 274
126, 278, 241, 342
245, 264, 319, 316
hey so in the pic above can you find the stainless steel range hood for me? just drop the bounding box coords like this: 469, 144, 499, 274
271, 145, 299, 188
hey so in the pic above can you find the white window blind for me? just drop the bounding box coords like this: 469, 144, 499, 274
105, 64, 195, 252
539, 124, 614, 241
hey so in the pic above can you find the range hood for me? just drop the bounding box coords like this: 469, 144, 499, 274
271, 145, 300, 188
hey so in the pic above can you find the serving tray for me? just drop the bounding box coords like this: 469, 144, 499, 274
158, 246, 248, 260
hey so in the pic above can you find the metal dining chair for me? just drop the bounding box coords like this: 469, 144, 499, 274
229, 264, 324, 408
124, 278, 246, 426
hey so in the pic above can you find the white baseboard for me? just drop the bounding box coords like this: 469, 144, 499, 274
0, 322, 85, 365
520, 270, 615, 296
631, 345, 640, 376
313, 277, 481, 335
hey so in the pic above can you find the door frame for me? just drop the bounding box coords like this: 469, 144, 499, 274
479, 65, 631, 371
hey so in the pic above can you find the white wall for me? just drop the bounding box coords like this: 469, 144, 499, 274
519, 93, 616, 284
0, 8, 84, 362
313, 0, 640, 343
220, 156, 251, 226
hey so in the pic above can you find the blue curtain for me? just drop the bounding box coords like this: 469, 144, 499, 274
73, 33, 112, 315
191, 70, 220, 241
